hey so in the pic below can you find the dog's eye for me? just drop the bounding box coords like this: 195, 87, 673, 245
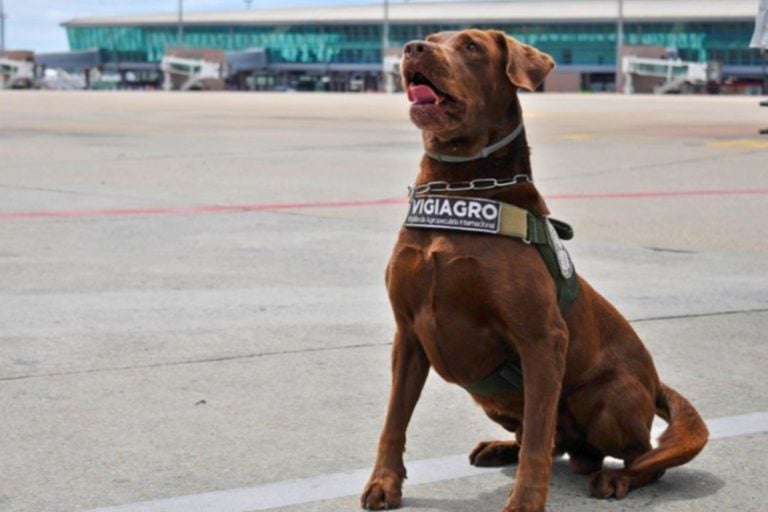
466, 41, 479, 51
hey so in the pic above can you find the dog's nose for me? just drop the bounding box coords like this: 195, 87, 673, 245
403, 40, 431, 58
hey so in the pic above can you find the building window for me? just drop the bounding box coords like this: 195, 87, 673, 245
562, 48, 573, 65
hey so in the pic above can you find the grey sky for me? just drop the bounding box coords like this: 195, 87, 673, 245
1, 0, 382, 52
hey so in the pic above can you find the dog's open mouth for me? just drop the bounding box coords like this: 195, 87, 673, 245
406, 72, 451, 106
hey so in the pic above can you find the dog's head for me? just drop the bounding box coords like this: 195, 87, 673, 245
401, 29, 554, 140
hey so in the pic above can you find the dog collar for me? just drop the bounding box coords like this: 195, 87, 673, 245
425, 123, 524, 164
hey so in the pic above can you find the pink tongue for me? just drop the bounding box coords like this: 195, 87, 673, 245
408, 84, 439, 105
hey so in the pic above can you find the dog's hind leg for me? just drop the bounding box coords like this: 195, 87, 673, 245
470, 425, 581, 469
557, 406, 604, 474
567, 447, 604, 475
469, 412, 521, 467
470, 439, 521, 467
588, 383, 708, 499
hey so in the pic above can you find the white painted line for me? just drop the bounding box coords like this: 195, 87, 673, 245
705, 411, 768, 439
84, 411, 768, 512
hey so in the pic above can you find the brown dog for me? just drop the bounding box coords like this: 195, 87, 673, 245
361, 30, 708, 512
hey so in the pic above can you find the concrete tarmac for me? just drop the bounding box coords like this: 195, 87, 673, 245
1, 91, 767, 512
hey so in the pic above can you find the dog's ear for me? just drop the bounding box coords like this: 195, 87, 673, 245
496, 32, 555, 91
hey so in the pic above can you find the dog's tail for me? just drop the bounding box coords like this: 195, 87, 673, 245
627, 382, 708, 476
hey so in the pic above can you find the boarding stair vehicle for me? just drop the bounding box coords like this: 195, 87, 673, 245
0, 56, 34, 89
160, 55, 225, 91
622, 56, 710, 94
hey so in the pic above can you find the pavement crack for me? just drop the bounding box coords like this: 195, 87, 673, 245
0, 341, 393, 382
628, 307, 768, 323
644, 246, 698, 254
0, 182, 170, 204
1, 308, 766, 382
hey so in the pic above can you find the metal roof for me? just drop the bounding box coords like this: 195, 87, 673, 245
63, 1, 760, 27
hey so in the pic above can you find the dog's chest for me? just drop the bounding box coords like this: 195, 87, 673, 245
387, 236, 518, 384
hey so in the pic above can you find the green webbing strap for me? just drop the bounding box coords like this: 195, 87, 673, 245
532, 214, 580, 314
461, 353, 523, 395
537, 242, 579, 313
526, 213, 549, 245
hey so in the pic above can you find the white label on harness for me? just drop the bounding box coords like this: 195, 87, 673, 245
546, 219, 574, 279
404, 196, 501, 234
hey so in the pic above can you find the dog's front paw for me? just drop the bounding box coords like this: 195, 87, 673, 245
502, 504, 544, 512
469, 440, 520, 467
361, 471, 403, 510
502, 483, 547, 512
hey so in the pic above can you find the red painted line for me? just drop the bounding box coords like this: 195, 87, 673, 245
547, 189, 768, 200
0, 197, 406, 220
1, 189, 766, 220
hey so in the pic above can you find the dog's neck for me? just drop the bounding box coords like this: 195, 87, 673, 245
416, 114, 549, 216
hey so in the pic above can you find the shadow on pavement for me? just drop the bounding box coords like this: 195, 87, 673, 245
403, 457, 723, 511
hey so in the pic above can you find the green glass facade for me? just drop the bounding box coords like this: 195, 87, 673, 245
66, 21, 761, 68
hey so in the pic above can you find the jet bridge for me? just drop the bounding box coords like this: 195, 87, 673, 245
225, 48, 266, 90
35, 50, 102, 89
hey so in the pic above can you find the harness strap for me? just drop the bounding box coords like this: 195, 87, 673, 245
498, 202, 531, 241
537, 236, 580, 314
446, 199, 550, 245
461, 354, 523, 395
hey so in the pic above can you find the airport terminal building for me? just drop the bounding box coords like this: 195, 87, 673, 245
62, 0, 765, 92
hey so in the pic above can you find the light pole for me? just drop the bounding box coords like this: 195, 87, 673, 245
0, 0, 6, 57
615, 0, 625, 93
176, 0, 184, 48
382, 0, 393, 93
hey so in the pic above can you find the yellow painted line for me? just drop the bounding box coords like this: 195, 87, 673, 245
560, 133, 594, 141
709, 139, 768, 149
